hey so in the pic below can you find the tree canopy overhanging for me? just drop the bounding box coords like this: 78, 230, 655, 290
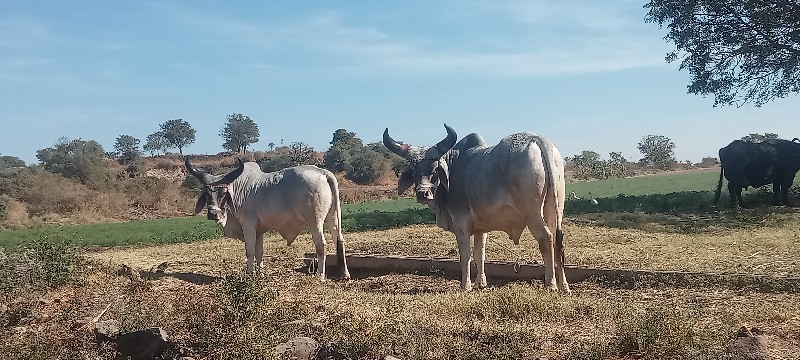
645, 0, 800, 107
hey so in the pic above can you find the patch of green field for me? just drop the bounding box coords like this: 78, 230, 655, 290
566, 170, 721, 198
342, 197, 424, 214
0, 216, 221, 249
3, 170, 798, 248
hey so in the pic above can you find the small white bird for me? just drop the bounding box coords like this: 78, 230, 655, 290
570, 191, 581, 200
587, 192, 599, 205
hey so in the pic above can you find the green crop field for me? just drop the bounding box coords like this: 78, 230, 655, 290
566, 170, 721, 198
2, 169, 798, 249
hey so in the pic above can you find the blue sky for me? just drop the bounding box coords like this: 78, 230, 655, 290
1, 1, 797, 165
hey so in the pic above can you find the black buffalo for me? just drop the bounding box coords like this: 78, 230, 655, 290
714, 138, 800, 207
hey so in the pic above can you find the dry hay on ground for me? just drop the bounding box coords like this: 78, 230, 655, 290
55, 216, 800, 359
4, 213, 800, 359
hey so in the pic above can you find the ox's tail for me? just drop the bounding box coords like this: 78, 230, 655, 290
537, 138, 566, 266
713, 164, 724, 206
325, 172, 350, 279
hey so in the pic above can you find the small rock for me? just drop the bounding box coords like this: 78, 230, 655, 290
725, 327, 770, 360
0, 303, 8, 315
116, 327, 170, 360
384, 356, 402, 360
275, 337, 319, 360
93, 319, 120, 343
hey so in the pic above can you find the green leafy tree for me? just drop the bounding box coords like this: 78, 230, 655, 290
346, 148, 389, 185
160, 119, 196, 155
143, 131, 169, 156
366, 142, 406, 175
36, 137, 113, 188
324, 129, 363, 172
740, 133, 780, 143
113, 135, 142, 164
645, 0, 800, 107
220, 113, 260, 153
637, 135, 676, 170
0, 155, 25, 170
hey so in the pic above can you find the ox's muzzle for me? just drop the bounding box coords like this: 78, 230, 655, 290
206, 205, 223, 221
415, 187, 435, 203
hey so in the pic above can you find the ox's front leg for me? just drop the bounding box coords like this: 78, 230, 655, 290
255, 233, 265, 272
473, 232, 487, 289
455, 228, 472, 291
243, 227, 257, 274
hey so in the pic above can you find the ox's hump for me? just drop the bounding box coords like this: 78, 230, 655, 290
454, 133, 488, 151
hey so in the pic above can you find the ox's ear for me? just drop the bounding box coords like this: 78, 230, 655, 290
398, 168, 414, 195
433, 160, 450, 191
194, 194, 206, 215
222, 190, 235, 211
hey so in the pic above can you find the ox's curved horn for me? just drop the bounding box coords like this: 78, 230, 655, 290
434, 124, 458, 154
211, 158, 246, 186
185, 157, 215, 185
383, 128, 410, 158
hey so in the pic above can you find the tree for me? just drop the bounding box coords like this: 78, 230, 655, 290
637, 135, 676, 170
569, 151, 607, 180
220, 113, 260, 153
324, 129, 364, 172
113, 135, 142, 164
143, 131, 169, 156
0, 155, 25, 170
608, 152, 631, 178
740, 133, 780, 143
267, 142, 275, 151
160, 119, 196, 155
36, 137, 113, 188
645, 0, 800, 107
287, 142, 315, 166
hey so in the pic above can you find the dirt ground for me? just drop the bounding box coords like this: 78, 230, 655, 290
79, 214, 800, 359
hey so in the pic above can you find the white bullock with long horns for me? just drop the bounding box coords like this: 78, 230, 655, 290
383, 124, 569, 292
185, 158, 350, 279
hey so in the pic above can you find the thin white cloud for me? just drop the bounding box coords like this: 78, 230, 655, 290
151, 2, 669, 77
0, 15, 55, 49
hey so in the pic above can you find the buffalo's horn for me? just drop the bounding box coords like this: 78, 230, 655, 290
383, 128, 410, 158
211, 158, 246, 186
434, 124, 458, 155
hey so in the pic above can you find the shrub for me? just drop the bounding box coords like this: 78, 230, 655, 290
0, 196, 5, 221
346, 149, 389, 185
0, 238, 84, 291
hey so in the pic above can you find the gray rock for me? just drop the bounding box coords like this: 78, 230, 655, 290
116, 327, 170, 360
93, 319, 120, 343
275, 337, 320, 360
725, 327, 770, 360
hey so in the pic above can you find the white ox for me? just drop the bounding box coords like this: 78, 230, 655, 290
185, 158, 350, 279
383, 124, 569, 292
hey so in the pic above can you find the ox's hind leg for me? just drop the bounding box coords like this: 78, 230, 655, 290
326, 217, 350, 280
527, 218, 558, 291
310, 222, 328, 280
473, 232, 487, 289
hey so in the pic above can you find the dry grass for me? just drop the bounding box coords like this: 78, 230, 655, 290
4, 214, 800, 359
